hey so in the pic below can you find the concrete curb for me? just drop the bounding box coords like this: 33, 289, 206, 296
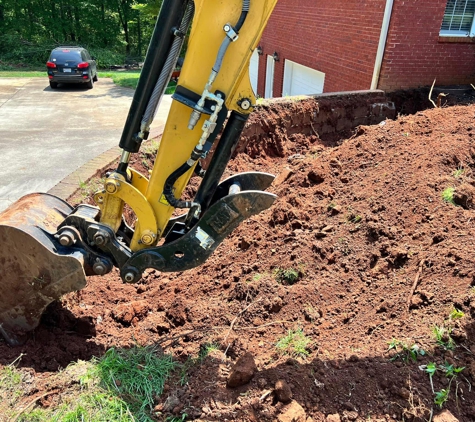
48, 124, 164, 201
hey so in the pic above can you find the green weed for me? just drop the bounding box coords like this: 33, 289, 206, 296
453, 167, 465, 179
387, 339, 425, 363
441, 187, 456, 205
425, 362, 437, 393
423, 361, 465, 408
274, 267, 300, 285
449, 308, 464, 320
276, 328, 311, 358
78, 176, 106, 199
433, 325, 455, 350
434, 389, 449, 407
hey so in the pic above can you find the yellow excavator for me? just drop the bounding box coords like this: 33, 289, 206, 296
0, 0, 278, 346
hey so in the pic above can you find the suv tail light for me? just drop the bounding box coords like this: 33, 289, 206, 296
46, 61, 56, 68
77, 62, 89, 69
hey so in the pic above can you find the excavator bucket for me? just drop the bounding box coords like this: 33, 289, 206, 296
0, 193, 86, 346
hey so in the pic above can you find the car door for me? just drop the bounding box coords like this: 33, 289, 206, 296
85, 50, 96, 78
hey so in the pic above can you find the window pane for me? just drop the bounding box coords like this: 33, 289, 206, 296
441, 0, 475, 32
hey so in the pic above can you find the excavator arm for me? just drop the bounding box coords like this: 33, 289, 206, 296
0, 0, 278, 345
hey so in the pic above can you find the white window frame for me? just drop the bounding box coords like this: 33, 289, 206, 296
440, 0, 475, 37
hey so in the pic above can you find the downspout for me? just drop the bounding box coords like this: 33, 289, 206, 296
371, 0, 394, 90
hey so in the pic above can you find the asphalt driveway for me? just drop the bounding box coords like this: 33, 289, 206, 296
0, 77, 170, 212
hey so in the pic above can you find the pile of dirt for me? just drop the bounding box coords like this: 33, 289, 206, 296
3, 103, 475, 421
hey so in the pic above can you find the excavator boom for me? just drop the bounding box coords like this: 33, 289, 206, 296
0, 0, 278, 345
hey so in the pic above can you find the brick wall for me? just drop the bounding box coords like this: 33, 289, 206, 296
378, 0, 475, 90
258, 0, 385, 96
259, 0, 475, 94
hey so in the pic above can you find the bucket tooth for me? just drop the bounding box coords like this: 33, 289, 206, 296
0, 193, 86, 346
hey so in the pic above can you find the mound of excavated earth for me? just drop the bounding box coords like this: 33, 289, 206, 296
2, 103, 475, 421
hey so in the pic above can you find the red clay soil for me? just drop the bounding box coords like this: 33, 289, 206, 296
3, 103, 475, 421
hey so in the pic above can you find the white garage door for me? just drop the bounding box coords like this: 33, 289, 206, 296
283, 60, 325, 96
249, 49, 259, 94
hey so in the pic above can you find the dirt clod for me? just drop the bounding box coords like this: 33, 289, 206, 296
275, 379, 293, 403
277, 400, 307, 422
226, 352, 258, 388
433, 409, 460, 422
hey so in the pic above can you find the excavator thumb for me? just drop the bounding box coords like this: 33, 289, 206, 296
0, 193, 86, 346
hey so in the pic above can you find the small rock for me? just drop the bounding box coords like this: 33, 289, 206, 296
278, 400, 307, 422
343, 410, 358, 421
227, 352, 258, 388
330, 205, 342, 215
433, 409, 459, 422
270, 296, 283, 313
275, 379, 293, 403
326, 414, 341, 422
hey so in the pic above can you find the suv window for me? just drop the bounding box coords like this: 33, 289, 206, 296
50, 50, 82, 63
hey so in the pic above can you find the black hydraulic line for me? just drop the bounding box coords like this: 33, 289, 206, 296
193, 111, 249, 214
163, 148, 202, 208
119, 0, 189, 154
235, 0, 250, 32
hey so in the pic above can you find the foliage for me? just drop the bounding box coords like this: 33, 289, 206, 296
432, 308, 464, 351
433, 325, 455, 350
276, 328, 311, 358
387, 339, 425, 363
274, 267, 301, 285
90, 346, 176, 421
441, 187, 456, 205
0, 0, 164, 67
453, 166, 465, 178
449, 308, 464, 320
422, 361, 465, 408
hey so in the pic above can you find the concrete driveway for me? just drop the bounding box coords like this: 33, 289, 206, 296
0, 77, 170, 212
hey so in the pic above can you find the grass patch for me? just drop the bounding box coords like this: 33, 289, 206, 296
276, 328, 311, 358
78, 176, 106, 200
0, 70, 177, 94
0, 70, 46, 77
8, 347, 176, 421
98, 71, 177, 93
441, 187, 456, 205
90, 346, 176, 421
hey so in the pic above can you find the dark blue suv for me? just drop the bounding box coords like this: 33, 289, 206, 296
47, 47, 98, 89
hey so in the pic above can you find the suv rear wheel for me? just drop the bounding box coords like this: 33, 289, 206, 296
93, 73, 98, 82
86, 78, 93, 89
49, 81, 58, 89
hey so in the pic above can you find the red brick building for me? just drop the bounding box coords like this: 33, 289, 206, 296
251, 0, 475, 97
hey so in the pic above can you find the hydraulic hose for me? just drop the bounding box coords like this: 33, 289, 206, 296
164, 0, 251, 209
212, 0, 250, 75
235, 0, 250, 31
163, 148, 202, 208
140, 1, 195, 135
